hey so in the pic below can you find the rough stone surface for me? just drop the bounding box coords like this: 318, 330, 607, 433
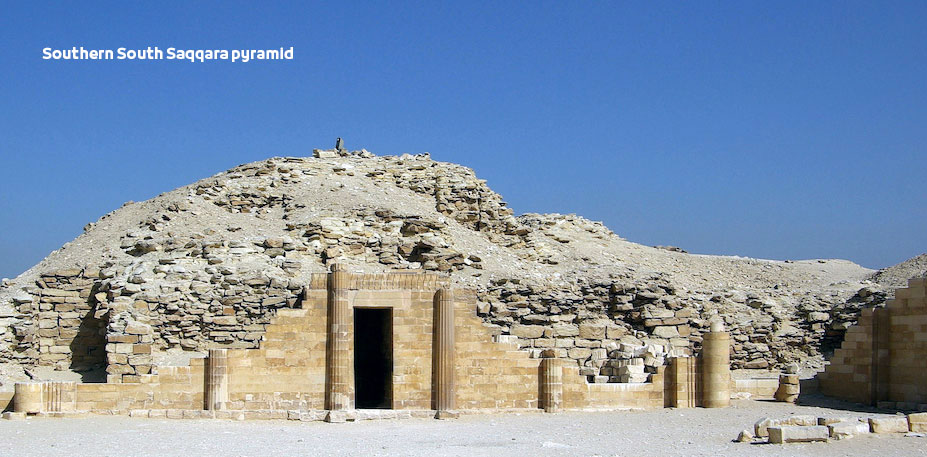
869, 416, 909, 434
908, 412, 927, 433
768, 425, 829, 443
0, 148, 916, 385
828, 421, 870, 440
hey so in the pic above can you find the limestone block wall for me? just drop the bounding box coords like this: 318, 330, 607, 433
11, 269, 684, 416
733, 378, 779, 400
819, 278, 927, 406
563, 365, 665, 410
455, 308, 542, 410
11, 363, 205, 413
219, 271, 452, 411
224, 307, 327, 410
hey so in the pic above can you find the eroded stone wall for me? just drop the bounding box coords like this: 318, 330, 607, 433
11, 270, 672, 415
13, 267, 303, 380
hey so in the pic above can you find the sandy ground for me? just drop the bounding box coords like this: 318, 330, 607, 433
2, 399, 925, 457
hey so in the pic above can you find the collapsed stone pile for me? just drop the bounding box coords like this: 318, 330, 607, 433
739, 412, 927, 444
0, 145, 913, 385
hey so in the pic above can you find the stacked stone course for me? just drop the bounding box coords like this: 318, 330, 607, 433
819, 278, 927, 407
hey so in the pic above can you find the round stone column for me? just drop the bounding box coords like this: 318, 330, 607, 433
13, 382, 44, 414
700, 321, 731, 408
325, 263, 353, 410
539, 349, 563, 413
205, 348, 229, 410
433, 288, 457, 418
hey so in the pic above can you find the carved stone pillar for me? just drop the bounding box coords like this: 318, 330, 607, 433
326, 263, 353, 410
205, 348, 229, 410
42, 381, 76, 413
433, 288, 457, 418
539, 349, 563, 413
13, 382, 43, 414
700, 321, 731, 408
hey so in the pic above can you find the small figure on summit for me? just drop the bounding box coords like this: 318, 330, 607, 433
335, 137, 344, 152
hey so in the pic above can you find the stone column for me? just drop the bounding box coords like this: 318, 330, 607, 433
433, 288, 457, 418
205, 348, 229, 410
774, 373, 800, 403
13, 382, 44, 414
539, 350, 563, 413
700, 321, 731, 408
325, 263, 353, 411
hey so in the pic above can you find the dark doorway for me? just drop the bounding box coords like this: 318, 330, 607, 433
354, 308, 393, 409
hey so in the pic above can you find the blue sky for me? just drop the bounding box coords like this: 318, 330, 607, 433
1, 1, 925, 278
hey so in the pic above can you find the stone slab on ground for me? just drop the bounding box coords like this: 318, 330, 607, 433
869, 416, 909, 434
908, 412, 927, 432
768, 425, 829, 444
828, 421, 870, 440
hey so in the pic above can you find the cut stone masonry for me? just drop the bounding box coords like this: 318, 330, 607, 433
9, 265, 735, 419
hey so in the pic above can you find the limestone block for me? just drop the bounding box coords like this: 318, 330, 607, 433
325, 410, 347, 423
909, 413, 927, 432
652, 326, 679, 338
510, 324, 545, 339
2, 412, 26, 420
550, 323, 579, 337
313, 149, 338, 158
578, 323, 606, 339
754, 417, 779, 437
787, 415, 817, 426
767, 426, 829, 444
125, 323, 152, 335
567, 348, 592, 360
869, 416, 909, 433
828, 421, 870, 440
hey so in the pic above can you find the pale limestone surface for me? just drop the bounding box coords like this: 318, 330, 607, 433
1, 400, 924, 456
0, 149, 918, 386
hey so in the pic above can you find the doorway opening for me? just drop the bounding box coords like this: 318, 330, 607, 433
354, 308, 393, 409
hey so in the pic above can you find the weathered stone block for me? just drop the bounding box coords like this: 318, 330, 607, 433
909, 412, 927, 432
510, 324, 545, 339
869, 416, 908, 433
125, 323, 152, 335
578, 323, 606, 339
755, 417, 779, 437
828, 421, 870, 440
768, 426, 829, 443
549, 323, 579, 337
787, 415, 817, 426
2, 412, 26, 420
652, 326, 679, 338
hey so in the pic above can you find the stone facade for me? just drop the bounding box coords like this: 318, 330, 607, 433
818, 278, 927, 407
9, 267, 740, 418
11, 266, 301, 380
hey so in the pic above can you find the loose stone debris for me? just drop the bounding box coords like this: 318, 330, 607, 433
741, 412, 927, 444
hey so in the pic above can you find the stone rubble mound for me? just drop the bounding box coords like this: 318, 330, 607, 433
0, 146, 915, 385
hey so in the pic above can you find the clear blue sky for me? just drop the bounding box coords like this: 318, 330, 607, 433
1, 1, 925, 278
